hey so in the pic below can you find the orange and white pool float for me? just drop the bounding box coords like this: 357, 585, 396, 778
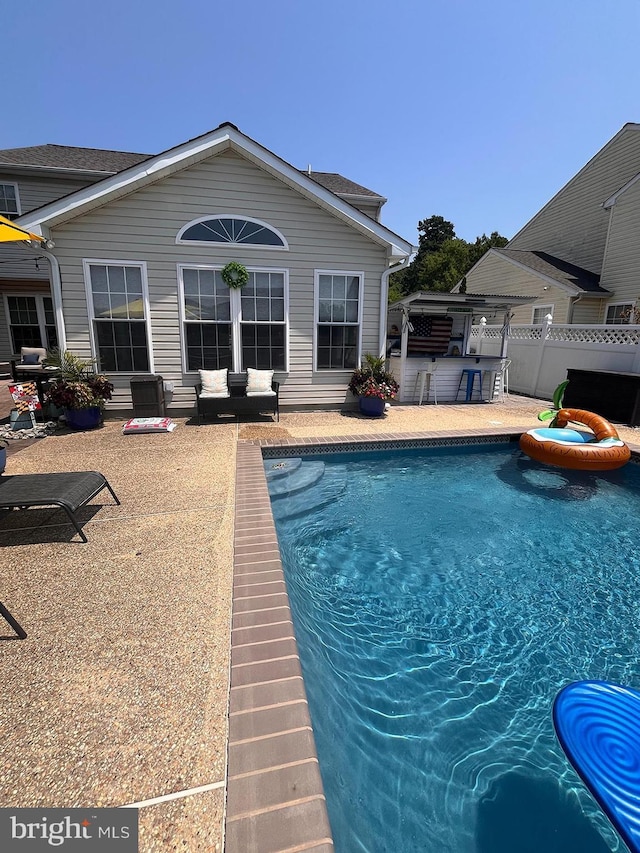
519, 408, 631, 471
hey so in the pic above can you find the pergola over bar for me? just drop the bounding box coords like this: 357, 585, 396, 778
387, 291, 536, 404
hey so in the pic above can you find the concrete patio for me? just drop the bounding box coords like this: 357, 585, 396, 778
1, 389, 638, 852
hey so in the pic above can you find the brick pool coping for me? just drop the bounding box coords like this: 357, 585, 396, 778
225, 427, 532, 852
226, 427, 640, 852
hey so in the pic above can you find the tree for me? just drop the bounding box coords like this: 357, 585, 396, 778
389, 216, 508, 301
415, 238, 471, 292
468, 231, 508, 267
416, 215, 456, 253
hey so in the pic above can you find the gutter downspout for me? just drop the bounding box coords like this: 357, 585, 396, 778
40, 248, 67, 351
378, 256, 410, 357
568, 294, 584, 324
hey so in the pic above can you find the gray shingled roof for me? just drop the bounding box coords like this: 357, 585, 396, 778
495, 249, 609, 294
0, 144, 151, 173
0, 144, 383, 199
304, 171, 384, 199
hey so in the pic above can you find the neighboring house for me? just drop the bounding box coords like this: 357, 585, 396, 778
457, 123, 640, 325
2, 123, 411, 411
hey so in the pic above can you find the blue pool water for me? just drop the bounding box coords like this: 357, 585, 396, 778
268, 444, 640, 853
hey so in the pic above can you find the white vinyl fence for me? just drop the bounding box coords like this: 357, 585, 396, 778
470, 318, 640, 400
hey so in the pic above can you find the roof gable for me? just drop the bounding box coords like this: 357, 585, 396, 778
493, 248, 609, 295
304, 171, 385, 200
14, 125, 409, 256
0, 143, 383, 199
507, 123, 640, 273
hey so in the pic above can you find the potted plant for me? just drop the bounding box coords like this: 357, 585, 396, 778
348, 353, 399, 417
44, 349, 114, 430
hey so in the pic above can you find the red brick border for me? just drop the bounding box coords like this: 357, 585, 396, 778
226, 442, 333, 853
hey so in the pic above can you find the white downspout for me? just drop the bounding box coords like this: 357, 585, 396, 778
40, 248, 67, 351
378, 256, 410, 357
568, 294, 584, 324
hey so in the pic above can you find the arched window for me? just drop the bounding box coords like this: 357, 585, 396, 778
177, 216, 288, 249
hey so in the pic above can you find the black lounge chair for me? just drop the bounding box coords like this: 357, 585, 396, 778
0, 601, 27, 639
0, 471, 120, 543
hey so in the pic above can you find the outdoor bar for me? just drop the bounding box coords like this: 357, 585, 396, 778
387, 291, 536, 404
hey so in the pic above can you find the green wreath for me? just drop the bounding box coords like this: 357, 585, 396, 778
221, 261, 249, 289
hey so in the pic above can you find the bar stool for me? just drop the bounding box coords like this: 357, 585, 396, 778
495, 358, 510, 400
486, 358, 511, 401
456, 368, 483, 401
413, 363, 438, 405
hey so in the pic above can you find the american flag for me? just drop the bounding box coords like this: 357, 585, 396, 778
407, 315, 453, 354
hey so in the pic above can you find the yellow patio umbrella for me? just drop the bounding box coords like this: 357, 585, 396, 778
0, 213, 44, 243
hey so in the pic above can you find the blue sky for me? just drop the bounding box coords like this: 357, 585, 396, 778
5, 0, 639, 245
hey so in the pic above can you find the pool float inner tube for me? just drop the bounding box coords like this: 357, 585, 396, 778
519, 408, 631, 471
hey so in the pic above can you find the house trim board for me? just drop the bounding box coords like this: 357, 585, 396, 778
16, 124, 412, 259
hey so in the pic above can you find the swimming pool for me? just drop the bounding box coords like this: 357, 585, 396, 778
267, 443, 640, 853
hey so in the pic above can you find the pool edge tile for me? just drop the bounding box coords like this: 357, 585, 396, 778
227, 442, 334, 853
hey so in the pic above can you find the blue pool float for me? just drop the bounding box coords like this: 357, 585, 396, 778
553, 680, 640, 852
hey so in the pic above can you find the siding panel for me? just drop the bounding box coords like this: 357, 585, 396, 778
51, 150, 389, 409
0, 172, 94, 280
464, 251, 573, 323
508, 126, 640, 274
599, 178, 640, 321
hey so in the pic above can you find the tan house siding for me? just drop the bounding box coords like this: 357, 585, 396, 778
570, 300, 602, 324
508, 125, 640, 275
50, 149, 388, 410
464, 251, 574, 323
599, 177, 640, 320
0, 243, 49, 281
4, 173, 95, 215
0, 173, 94, 281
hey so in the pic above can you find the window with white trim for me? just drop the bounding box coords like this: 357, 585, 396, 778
315, 271, 362, 369
0, 183, 20, 218
183, 267, 232, 370
85, 262, 150, 372
532, 304, 554, 324
4, 294, 57, 352
177, 216, 287, 249
605, 302, 634, 324
180, 266, 287, 372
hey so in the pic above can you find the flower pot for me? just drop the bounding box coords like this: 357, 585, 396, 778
0, 447, 6, 474
358, 396, 386, 417
64, 407, 102, 430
